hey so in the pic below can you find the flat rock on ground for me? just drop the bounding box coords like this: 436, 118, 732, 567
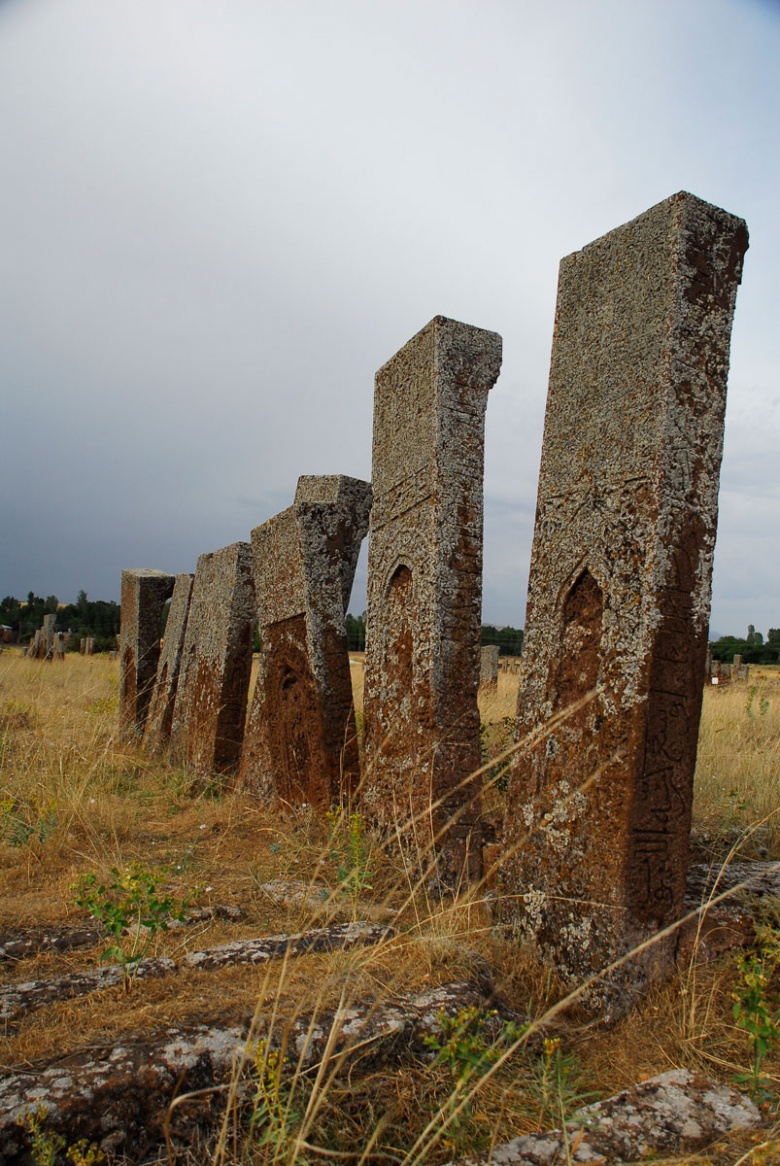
449, 1069, 761, 1165
0, 980, 516, 1163
0, 921, 393, 1022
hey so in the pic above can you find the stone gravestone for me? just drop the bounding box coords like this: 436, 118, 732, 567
480, 645, 500, 693
119, 570, 175, 740
240, 476, 372, 806
169, 544, 254, 776
143, 573, 194, 755
503, 192, 748, 1014
363, 316, 502, 885
43, 613, 56, 659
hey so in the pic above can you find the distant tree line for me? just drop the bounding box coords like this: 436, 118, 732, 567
345, 613, 524, 657
481, 624, 524, 656
712, 625, 780, 665
0, 590, 120, 651
345, 613, 366, 651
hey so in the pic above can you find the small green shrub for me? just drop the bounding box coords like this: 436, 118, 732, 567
326, 808, 373, 905
73, 863, 187, 989
733, 926, 780, 1101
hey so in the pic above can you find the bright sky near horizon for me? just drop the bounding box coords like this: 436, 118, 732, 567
1, 0, 777, 638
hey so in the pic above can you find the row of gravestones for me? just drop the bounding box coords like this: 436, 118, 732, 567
24, 614, 68, 660
24, 614, 96, 660
708, 650, 750, 684
119, 191, 749, 1016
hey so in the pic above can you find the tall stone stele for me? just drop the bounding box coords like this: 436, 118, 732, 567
480, 645, 500, 692
169, 543, 255, 775
143, 572, 194, 755
503, 192, 748, 1014
119, 569, 175, 740
240, 475, 372, 806
363, 315, 502, 885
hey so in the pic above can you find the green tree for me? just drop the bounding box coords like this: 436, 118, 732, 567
345, 612, 366, 651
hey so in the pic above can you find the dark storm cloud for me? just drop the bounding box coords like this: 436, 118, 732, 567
0, 0, 778, 634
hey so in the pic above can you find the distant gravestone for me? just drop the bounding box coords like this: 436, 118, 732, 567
240, 476, 371, 806
143, 573, 194, 755
480, 646, 500, 692
43, 614, 56, 659
51, 633, 66, 661
26, 629, 42, 659
169, 544, 254, 775
503, 192, 748, 1014
363, 316, 502, 885
119, 570, 175, 740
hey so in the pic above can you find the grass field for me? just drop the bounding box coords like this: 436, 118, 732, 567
1, 648, 779, 1164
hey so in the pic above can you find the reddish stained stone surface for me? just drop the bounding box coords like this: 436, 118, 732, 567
119, 569, 175, 740
362, 316, 502, 885
503, 192, 748, 1014
169, 544, 254, 775
143, 572, 194, 754
240, 475, 371, 806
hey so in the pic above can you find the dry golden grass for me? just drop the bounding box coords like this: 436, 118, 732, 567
694, 668, 780, 856
1, 648, 780, 1165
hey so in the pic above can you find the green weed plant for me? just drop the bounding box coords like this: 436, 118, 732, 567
424, 1006, 523, 1152
246, 1039, 307, 1165
529, 1037, 598, 1131
1, 796, 57, 848
732, 925, 780, 1102
326, 808, 373, 907
18, 1107, 105, 1166
74, 863, 187, 989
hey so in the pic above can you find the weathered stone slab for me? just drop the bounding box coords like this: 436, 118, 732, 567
0, 981, 510, 1163
240, 475, 371, 805
257, 879, 395, 923
119, 569, 175, 739
686, 859, 780, 903
169, 543, 254, 774
363, 316, 502, 885
480, 645, 499, 691
25, 628, 42, 658
0, 925, 102, 963
182, 920, 393, 970
43, 613, 56, 658
449, 1069, 760, 1166
0, 922, 391, 1020
503, 193, 748, 1013
143, 572, 194, 754
0, 957, 176, 1022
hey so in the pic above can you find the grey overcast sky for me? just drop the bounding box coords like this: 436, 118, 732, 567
0, 0, 777, 637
